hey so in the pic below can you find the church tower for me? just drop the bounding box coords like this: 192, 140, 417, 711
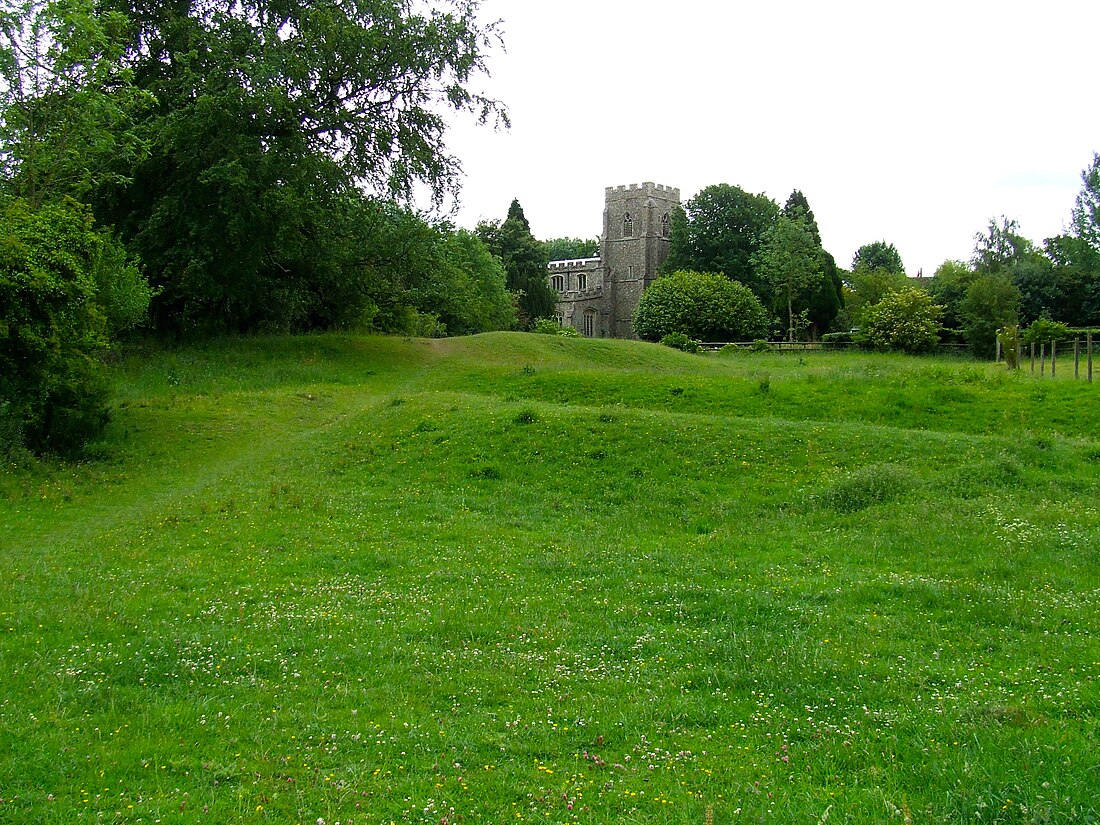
602, 183, 680, 338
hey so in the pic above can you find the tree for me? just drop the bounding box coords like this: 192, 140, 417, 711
785, 191, 842, 337
972, 217, 1036, 275
477, 199, 554, 327
0, 0, 154, 206
332, 199, 514, 336
1, 196, 152, 455
845, 267, 910, 327
960, 274, 1020, 357
926, 260, 976, 339
753, 208, 823, 341
852, 241, 905, 275
543, 237, 599, 262
1071, 152, 1100, 255
6, 0, 507, 334
662, 183, 780, 298
860, 287, 942, 354
632, 270, 770, 342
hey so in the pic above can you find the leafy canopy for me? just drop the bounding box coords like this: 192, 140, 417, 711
753, 208, 823, 342
663, 183, 780, 299
477, 199, 554, 328
852, 241, 905, 275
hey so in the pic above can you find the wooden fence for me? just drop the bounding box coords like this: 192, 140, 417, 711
698, 341, 970, 354
996, 332, 1094, 382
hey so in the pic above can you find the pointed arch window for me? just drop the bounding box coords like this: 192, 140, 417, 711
622, 213, 633, 238
661, 213, 670, 238
583, 309, 597, 337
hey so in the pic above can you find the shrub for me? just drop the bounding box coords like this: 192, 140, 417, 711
1022, 318, 1070, 345
633, 270, 771, 342
533, 319, 580, 337
659, 332, 700, 353
1, 198, 152, 455
861, 287, 942, 354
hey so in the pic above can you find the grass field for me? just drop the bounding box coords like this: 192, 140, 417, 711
1, 332, 1098, 824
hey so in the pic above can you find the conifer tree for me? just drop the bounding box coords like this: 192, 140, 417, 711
478, 199, 555, 328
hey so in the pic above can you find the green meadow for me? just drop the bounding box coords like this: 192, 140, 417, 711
2, 333, 1098, 824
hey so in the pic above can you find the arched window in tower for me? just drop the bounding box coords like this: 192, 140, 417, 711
551, 274, 564, 292
661, 213, 670, 238
622, 213, 633, 238
583, 309, 597, 338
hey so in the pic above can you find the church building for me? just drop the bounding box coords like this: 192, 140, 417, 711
547, 182, 680, 339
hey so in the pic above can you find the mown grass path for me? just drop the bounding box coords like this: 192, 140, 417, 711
2, 333, 1098, 824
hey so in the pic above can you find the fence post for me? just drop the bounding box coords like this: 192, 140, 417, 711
1089, 331, 1094, 384
1075, 338, 1080, 379
995, 337, 1002, 363
1040, 342, 1046, 376
1030, 342, 1036, 374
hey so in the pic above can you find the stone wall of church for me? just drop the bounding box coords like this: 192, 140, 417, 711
547, 182, 680, 339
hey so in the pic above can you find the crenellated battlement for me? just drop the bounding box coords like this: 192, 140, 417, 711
605, 182, 680, 199
547, 257, 601, 270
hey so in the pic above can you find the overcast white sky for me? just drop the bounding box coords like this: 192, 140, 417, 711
441, 0, 1100, 276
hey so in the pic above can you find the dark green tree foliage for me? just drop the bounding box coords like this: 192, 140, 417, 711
852, 241, 905, 274
662, 184, 780, 299
632, 270, 770, 342
542, 237, 599, 262
784, 191, 842, 337
477, 199, 554, 327
925, 260, 975, 338
340, 200, 514, 336
960, 274, 1019, 357
24, 0, 505, 333
1044, 234, 1100, 326
753, 207, 823, 341
0, 197, 152, 454
972, 217, 1036, 276
1038, 155, 1100, 326
1071, 153, 1100, 255
0, 0, 154, 206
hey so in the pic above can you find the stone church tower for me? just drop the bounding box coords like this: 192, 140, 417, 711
547, 182, 679, 339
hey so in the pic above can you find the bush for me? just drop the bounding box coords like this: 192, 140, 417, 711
533, 319, 580, 337
659, 332, 700, 353
861, 287, 942, 354
633, 270, 771, 342
0, 198, 152, 455
1022, 318, 1070, 345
